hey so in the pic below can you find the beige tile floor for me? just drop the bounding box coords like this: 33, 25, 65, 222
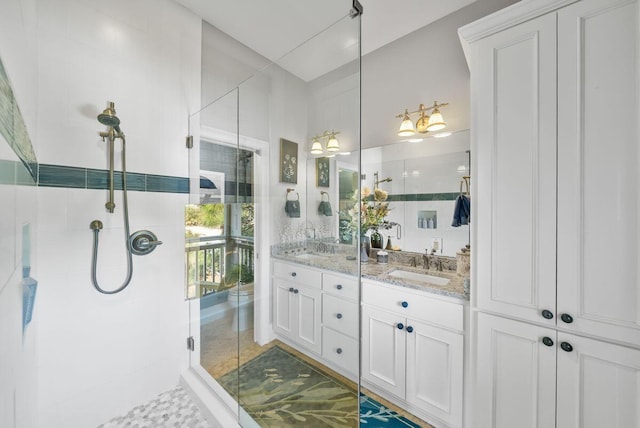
199, 306, 434, 428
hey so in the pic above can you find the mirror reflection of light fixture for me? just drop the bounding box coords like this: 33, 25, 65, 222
309, 130, 341, 154
396, 101, 448, 136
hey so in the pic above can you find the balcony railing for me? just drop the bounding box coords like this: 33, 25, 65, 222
185, 235, 254, 299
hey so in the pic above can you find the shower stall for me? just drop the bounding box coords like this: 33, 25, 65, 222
184, 7, 364, 427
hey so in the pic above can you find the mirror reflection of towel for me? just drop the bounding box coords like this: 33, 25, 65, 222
452, 194, 470, 227
318, 201, 333, 216
285, 200, 300, 218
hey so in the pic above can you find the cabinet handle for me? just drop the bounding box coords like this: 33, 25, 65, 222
289, 287, 294, 292
561, 313, 574, 324
397, 323, 404, 330
401, 301, 409, 308
542, 337, 554, 347
406, 326, 414, 333
291, 272, 297, 277
336, 313, 343, 319
336, 284, 343, 290
293, 288, 299, 294
336, 348, 343, 354
560, 342, 573, 352
541, 309, 554, 320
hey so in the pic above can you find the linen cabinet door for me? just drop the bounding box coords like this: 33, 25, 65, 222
361, 306, 406, 398
557, 0, 640, 346
406, 319, 463, 428
473, 12, 557, 325
475, 312, 556, 428
556, 333, 640, 428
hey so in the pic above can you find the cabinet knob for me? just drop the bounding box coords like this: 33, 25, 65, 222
560, 342, 573, 352
401, 301, 409, 308
397, 323, 404, 330
406, 326, 414, 333
541, 309, 554, 320
289, 287, 294, 292
336, 313, 343, 319
336, 348, 343, 354
542, 337, 554, 347
293, 288, 299, 294
291, 272, 297, 277
560, 313, 574, 324
336, 284, 343, 290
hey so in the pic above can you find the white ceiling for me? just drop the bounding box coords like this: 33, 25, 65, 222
174, 0, 476, 81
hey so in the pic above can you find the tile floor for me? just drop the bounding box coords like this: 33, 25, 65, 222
97, 386, 212, 428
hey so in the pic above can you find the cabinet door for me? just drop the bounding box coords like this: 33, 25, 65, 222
406, 319, 463, 428
474, 12, 557, 325
273, 279, 295, 339
557, 0, 640, 346
361, 306, 406, 398
475, 313, 556, 428
294, 286, 322, 355
556, 333, 640, 428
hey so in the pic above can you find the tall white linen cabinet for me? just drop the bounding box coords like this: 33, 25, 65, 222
459, 0, 640, 427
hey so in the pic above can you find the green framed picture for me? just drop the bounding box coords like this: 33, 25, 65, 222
279, 138, 298, 184
316, 157, 330, 187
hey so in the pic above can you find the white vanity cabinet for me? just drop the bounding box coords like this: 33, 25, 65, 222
361, 280, 464, 428
460, 0, 640, 426
272, 261, 322, 355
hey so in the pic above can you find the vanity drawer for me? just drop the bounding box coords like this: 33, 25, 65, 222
322, 327, 358, 376
362, 280, 463, 332
322, 294, 358, 339
322, 272, 358, 300
273, 261, 321, 288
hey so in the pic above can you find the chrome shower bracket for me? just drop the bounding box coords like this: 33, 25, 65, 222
129, 230, 163, 256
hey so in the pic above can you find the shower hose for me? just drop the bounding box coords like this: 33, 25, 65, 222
90, 134, 134, 294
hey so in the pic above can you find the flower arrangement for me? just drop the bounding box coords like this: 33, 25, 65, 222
346, 186, 394, 237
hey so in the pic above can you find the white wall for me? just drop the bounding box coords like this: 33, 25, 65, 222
361, 0, 518, 149
30, 1, 201, 427
0, 1, 39, 427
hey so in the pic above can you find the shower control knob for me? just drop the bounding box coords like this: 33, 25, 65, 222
130, 230, 162, 256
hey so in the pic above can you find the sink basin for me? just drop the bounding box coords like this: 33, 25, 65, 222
294, 253, 328, 261
388, 269, 450, 286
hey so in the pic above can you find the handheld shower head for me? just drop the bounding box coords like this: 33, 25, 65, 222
97, 101, 122, 133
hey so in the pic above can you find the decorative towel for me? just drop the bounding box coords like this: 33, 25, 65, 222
451, 194, 470, 227
285, 200, 300, 218
318, 201, 333, 216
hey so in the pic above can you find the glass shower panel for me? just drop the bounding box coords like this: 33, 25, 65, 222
233, 12, 362, 427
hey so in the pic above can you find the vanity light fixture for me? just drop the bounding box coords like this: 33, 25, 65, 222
395, 101, 449, 137
309, 130, 341, 154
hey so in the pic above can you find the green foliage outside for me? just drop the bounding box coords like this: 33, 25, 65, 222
241, 203, 254, 237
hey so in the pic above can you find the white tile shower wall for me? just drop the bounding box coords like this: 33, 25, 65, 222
0, 0, 39, 427
32, 0, 201, 427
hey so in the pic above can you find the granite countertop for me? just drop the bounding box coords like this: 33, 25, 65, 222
272, 249, 467, 301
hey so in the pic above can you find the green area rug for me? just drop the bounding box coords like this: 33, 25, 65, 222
218, 345, 422, 427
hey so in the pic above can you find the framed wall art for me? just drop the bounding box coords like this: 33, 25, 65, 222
316, 157, 330, 187
279, 138, 298, 184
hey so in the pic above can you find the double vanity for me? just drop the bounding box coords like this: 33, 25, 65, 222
271, 243, 468, 428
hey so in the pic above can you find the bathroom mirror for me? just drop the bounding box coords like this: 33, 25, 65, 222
361, 129, 470, 256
